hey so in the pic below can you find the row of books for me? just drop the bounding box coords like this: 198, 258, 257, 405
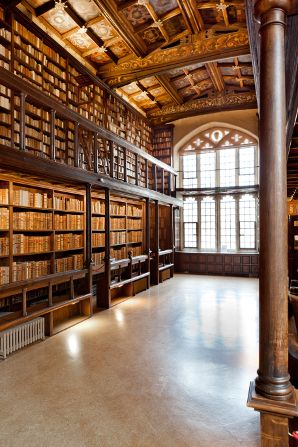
0, 44, 10, 63
0, 207, 9, 229
130, 246, 143, 257
92, 216, 105, 230
111, 231, 126, 245
54, 195, 84, 212
0, 94, 10, 110
110, 218, 125, 230
127, 219, 142, 230
92, 233, 105, 247
13, 212, 52, 230
0, 236, 9, 255
111, 247, 127, 260
55, 233, 84, 251
91, 199, 105, 214
13, 234, 51, 254
93, 252, 105, 265
0, 27, 11, 42
127, 205, 142, 217
12, 259, 51, 282
13, 188, 51, 208
0, 186, 8, 204
127, 231, 142, 243
14, 63, 43, 86
0, 266, 9, 285
110, 203, 126, 215
54, 214, 84, 230
14, 35, 43, 62
55, 254, 84, 273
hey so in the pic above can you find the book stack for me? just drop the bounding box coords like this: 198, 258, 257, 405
13, 234, 51, 254
0, 208, 9, 229
0, 266, 9, 285
55, 233, 83, 251
54, 214, 83, 230
12, 260, 50, 282
92, 216, 105, 230
92, 233, 105, 247
13, 212, 52, 230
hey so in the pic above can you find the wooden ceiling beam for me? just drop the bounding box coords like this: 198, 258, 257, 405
183, 0, 205, 33
206, 62, 225, 92
35, 0, 55, 17
0, 0, 23, 9
197, 1, 244, 9
117, 0, 138, 11
147, 91, 257, 125
156, 74, 183, 105
160, 8, 182, 22
98, 30, 250, 87
93, 0, 147, 57
61, 2, 118, 64
135, 81, 162, 109
176, 0, 195, 33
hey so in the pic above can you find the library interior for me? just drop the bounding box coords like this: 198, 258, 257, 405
0, 1, 297, 446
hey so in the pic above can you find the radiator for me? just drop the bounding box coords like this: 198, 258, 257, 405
0, 317, 45, 359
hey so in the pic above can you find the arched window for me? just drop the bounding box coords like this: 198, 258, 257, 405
180, 126, 258, 252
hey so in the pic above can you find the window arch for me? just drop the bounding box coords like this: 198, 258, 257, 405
180, 126, 258, 189
180, 125, 258, 252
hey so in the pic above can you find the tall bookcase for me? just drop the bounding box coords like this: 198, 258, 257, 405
0, 173, 91, 336
150, 202, 174, 285
96, 194, 150, 308
0, 8, 154, 154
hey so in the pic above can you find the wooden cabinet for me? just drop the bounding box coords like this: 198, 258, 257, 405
175, 252, 259, 277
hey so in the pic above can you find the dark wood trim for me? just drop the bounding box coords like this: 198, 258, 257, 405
0, 144, 182, 206
0, 68, 177, 175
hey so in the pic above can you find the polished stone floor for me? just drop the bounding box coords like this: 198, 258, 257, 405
0, 274, 260, 447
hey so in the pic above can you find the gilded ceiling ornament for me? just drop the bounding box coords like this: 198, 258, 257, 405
52, 0, 67, 25
148, 92, 257, 123
99, 31, 249, 86
137, 0, 150, 4
216, 3, 229, 12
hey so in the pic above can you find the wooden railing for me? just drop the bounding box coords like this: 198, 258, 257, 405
0, 68, 177, 197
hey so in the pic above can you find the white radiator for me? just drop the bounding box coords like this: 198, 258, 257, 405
0, 317, 45, 359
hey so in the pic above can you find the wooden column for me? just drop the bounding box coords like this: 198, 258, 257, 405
247, 2, 298, 446
85, 184, 93, 294
74, 122, 79, 168
93, 133, 98, 174
19, 92, 27, 151
50, 109, 56, 161
145, 198, 150, 287
254, 0, 293, 401
97, 188, 111, 309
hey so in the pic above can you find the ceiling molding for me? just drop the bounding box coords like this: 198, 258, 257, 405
98, 30, 250, 87
147, 91, 257, 125
156, 74, 183, 105
92, 0, 147, 57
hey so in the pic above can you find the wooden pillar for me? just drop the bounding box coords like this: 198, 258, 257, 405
145, 159, 149, 189
50, 109, 56, 161
123, 148, 127, 183
74, 122, 79, 168
19, 92, 27, 151
247, 2, 298, 446
109, 141, 114, 179
85, 184, 93, 293
254, 0, 293, 401
93, 133, 98, 174
145, 198, 150, 287
97, 188, 111, 309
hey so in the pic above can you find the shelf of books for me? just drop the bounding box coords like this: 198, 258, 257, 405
0, 174, 86, 287
0, 11, 154, 154
91, 190, 105, 274
0, 173, 91, 335
95, 195, 148, 308
152, 125, 174, 167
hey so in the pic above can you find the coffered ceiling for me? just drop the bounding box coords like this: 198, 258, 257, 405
17, 0, 257, 123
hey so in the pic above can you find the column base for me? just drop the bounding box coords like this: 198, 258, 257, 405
255, 373, 295, 401
247, 381, 298, 417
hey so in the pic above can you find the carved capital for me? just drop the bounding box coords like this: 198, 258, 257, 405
254, 0, 294, 21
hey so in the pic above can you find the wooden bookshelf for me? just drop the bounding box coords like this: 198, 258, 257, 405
0, 10, 154, 155
0, 171, 92, 336
91, 190, 105, 273
0, 174, 86, 286
96, 194, 149, 308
